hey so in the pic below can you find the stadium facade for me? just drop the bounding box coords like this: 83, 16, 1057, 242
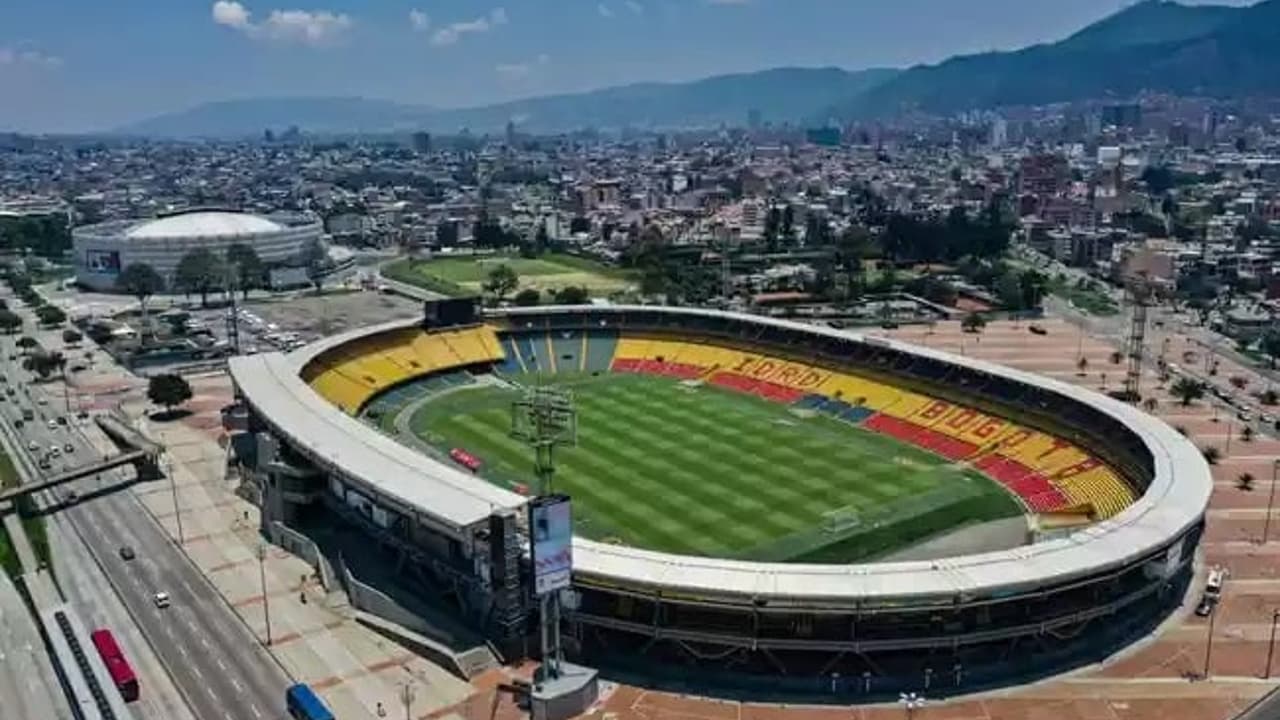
228, 304, 1212, 699
72, 209, 321, 291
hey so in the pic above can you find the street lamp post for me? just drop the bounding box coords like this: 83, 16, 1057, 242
1266, 460, 1280, 545
1266, 610, 1280, 679
167, 457, 184, 544
257, 542, 272, 646
399, 682, 415, 720
1203, 600, 1218, 679
899, 692, 925, 719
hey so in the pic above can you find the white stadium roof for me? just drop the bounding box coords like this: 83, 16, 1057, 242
230, 306, 1212, 603
125, 211, 283, 240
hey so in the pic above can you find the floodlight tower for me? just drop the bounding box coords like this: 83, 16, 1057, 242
511, 385, 578, 681
511, 385, 577, 496
1123, 273, 1152, 401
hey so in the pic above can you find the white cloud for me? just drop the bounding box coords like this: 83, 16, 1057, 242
0, 47, 62, 68
597, 3, 614, 18
624, 1, 644, 14
211, 2, 352, 46
430, 7, 508, 47
496, 53, 548, 80
408, 9, 430, 32
212, 0, 252, 28
260, 10, 351, 44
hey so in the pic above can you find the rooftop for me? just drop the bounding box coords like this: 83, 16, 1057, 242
125, 211, 282, 240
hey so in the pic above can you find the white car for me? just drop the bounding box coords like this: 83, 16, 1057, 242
36, 397, 47, 405
27, 440, 39, 451
46, 419, 56, 429
153, 591, 171, 609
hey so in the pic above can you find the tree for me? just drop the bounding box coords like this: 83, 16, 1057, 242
148, 373, 193, 414
61, 328, 82, 345
1229, 375, 1249, 391
569, 216, 590, 235
1143, 397, 1158, 412
1263, 331, 1280, 369
1242, 425, 1255, 443
302, 239, 329, 294
0, 309, 21, 334
189, 248, 227, 305
1076, 356, 1089, 376
1171, 377, 1206, 406
116, 263, 164, 336
554, 286, 590, 305
1109, 351, 1123, 365
1202, 446, 1221, 465
15, 335, 37, 353
962, 313, 986, 333
23, 350, 64, 381
226, 243, 265, 299
1262, 389, 1279, 406
513, 288, 541, 307
35, 304, 67, 326
1238, 472, 1256, 491
482, 264, 519, 303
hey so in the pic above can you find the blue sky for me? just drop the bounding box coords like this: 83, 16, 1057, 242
0, 0, 1257, 133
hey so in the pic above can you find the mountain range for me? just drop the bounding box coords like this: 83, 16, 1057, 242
118, 0, 1280, 138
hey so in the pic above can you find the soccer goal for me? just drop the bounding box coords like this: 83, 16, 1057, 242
822, 506, 861, 534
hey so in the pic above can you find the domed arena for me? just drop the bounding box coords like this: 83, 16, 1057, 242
71, 209, 322, 291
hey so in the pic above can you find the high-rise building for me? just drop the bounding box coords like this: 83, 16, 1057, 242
989, 117, 1008, 148
1101, 103, 1142, 129
747, 108, 762, 130
411, 131, 432, 154
1018, 154, 1070, 200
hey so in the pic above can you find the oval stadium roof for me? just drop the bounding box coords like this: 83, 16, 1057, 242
125, 211, 283, 240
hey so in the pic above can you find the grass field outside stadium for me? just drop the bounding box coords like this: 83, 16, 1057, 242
382, 252, 636, 296
407, 373, 1022, 563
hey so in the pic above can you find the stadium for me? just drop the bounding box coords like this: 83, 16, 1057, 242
72, 209, 322, 291
228, 303, 1213, 699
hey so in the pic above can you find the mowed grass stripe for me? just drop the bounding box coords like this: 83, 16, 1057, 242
573, 402, 799, 542
441, 402, 767, 553
410, 373, 1012, 559
445, 413, 718, 552
601, 385, 913, 509
584, 391, 836, 521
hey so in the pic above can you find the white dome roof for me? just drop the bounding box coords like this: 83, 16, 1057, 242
126, 211, 283, 240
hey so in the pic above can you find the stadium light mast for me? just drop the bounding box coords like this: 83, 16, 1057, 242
511, 385, 577, 496
511, 385, 578, 681
1123, 273, 1152, 402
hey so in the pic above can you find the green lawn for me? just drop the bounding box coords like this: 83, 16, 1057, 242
383, 253, 635, 296
409, 374, 1020, 562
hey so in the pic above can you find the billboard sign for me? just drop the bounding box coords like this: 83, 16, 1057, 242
529, 494, 573, 596
86, 250, 121, 274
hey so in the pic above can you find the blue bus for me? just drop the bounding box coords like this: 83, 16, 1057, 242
286, 683, 335, 720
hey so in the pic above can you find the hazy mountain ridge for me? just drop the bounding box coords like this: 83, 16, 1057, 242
117, 67, 898, 138
842, 0, 1280, 116
119, 1, 1280, 137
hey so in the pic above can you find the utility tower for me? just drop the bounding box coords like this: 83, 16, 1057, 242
1123, 274, 1152, 401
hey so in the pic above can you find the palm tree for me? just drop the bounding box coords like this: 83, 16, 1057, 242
1143, 397, 1158, 412
1076, 356, 1089, 377
1242, 425, 1255, 443
1238, 472, 1256, 491
1171, 377, 1206, 406
1202, 446, 1221, 465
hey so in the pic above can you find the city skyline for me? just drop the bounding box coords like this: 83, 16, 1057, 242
0, 0, 1257, 134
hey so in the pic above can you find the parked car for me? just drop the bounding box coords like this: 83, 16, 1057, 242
153, 591, 171, 608
119, 546, 136, 561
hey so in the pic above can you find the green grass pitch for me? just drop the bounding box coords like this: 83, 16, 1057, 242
408, 373, 1022, 563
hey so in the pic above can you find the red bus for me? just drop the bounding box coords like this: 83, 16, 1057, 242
449, 448, 482, 472
90, 628, 139, 702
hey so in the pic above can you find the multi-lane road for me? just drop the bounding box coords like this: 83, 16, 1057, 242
0, 295, 295, 720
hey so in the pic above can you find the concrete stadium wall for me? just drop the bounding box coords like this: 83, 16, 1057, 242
268, 521, 336, 591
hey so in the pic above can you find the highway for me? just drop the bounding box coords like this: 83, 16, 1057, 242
0, 300, 294, 720
0, 566, 72, 720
